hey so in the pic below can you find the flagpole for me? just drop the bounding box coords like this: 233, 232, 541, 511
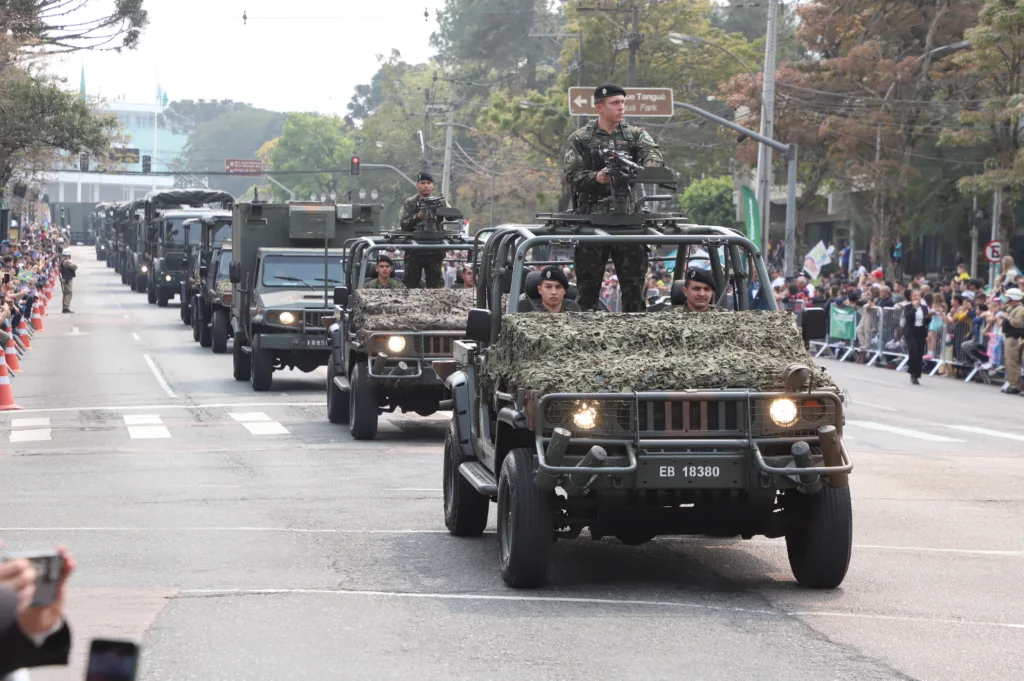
153, 73, 160, 192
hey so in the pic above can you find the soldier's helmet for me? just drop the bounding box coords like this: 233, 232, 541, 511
62, 248, 71, 257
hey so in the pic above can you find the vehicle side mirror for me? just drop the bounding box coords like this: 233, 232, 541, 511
229, 261, 242, 284
801, 307, 827, 342
334, 286, 349, 307
466, 308, 492, 344
670, 279, 687, 307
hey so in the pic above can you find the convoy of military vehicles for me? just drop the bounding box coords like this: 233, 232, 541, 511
106, 173, 854, 592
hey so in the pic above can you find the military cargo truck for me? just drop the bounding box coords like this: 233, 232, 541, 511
140, 189, 235, 307
186, 214, 234, 352
181, 213, 231, 328
92, 203, 114, 262
328, 228, 473, 439
229, 201, 382, 391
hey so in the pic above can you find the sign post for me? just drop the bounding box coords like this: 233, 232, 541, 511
224, 159, 264, 177
568, 87, 674, 117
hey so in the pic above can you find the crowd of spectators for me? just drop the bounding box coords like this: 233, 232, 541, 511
1, 223, 67, 350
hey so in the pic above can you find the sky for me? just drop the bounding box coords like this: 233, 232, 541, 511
52, 0, 447, 114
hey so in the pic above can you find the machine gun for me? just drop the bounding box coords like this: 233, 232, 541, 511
416, 196, 448, 231
598, 148, 644, 215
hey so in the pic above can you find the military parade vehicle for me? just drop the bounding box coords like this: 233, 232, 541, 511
327, 214, 472, 439
92, 203, 114, 262
181, 212, 231, 327
185, 214, 234, 352
111, 202, 136, 284
140, 189, 235, 307
438, 163, 852, 589
229, 200, 382, 391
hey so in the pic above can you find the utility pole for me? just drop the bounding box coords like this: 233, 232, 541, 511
577, 5, 639, 86
990, 187, 1002, 287
970, 194, 978, 279
755, 0, 779, 260
441, 88, 456, 200
422, 87, 432, 172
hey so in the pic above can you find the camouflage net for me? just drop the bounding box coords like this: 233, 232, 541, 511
485, 310, 835, 393
351, 288, 476, 331
215, 280, 232, 294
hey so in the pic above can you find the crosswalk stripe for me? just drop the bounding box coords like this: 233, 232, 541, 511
123, 414, 163, 426
11, 417, 50, 428
229, 412, 272, 423
10, 429, 51, 443
127, 425, 172, 439
241, 421, 290, 436
845, 420, 965, 443
944, 425, 1024, 443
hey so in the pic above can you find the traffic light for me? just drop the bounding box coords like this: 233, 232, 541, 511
350, 156, 360, 176
79, 153, 89, 172
142, 155, 152, 174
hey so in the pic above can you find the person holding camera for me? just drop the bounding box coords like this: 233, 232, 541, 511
59, 248, 77, 314
0, 546, 75, 676
398, 172, 446, 289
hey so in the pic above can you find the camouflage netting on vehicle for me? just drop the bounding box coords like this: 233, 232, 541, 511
351, 288, 476, 331
215, 280, 232, 294
485, 310, 835, 393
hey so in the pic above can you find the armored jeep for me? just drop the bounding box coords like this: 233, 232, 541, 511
440, 169, 852, 590
181, 212, 232, 332
229, 201, 382, 391
327, 224, 474, 439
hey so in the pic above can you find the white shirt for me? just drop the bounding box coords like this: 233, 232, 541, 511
914, 307, 924, 327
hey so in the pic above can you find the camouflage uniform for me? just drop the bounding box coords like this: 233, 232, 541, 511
1003, 301, 1024, 391
362, 278, 406, 290
563, 119, 665, 312
60, 256, 78, 312
398, 195, 445, 289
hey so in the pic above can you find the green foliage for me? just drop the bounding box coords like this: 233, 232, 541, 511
679, 175, 737, 227
181, 107, 287, 196
163, 100, 253, 136
0, 0, 148, 54
265, 113, 356, 202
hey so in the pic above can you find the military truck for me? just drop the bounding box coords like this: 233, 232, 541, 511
180, 213, 231, 328
439, 166, 852, 590
138, 189, 235, 307
186, 214, 234, 351
92, 203, 114, 262
328, 224, 473, 439
229, 201, 382, 391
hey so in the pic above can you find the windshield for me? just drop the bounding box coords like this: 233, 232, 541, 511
164, 218, 188, 246
214, 250, 232, 283
260, 254, 344, 289
211, 223, 230, 247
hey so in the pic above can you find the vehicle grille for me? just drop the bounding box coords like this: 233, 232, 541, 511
423, 334, 455, 357
303, 309, 334, 328
638, 399, 746, 436
370, 334, 460, 357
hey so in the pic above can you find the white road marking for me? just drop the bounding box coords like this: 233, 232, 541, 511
846, 420, 965, 443
11, 418, 50, 428
173, 588, 1024, 630
943, 425, 1024, 443
241, 421, 290, 436
142, 354, 175, 398
132, 332, 140, 341
123, 414, 163, 426
127, 425, 171, 439
229, 412, 272, 422
123, 314, 129, 319
0, 402, 321, 415
384, 489, 443, 492
9, 429, 51, 442
110, 294, 122, 309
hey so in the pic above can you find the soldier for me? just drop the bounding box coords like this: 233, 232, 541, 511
680, 268, 720, 313
533, 266, 581, 313
398, 172, 445, 289
362, 255, 406, 290
1001, 287, 1024, 395
59, 248, 77, 313
563, 83, 665, 312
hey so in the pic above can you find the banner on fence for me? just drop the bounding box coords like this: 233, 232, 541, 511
830, 305, 857, 340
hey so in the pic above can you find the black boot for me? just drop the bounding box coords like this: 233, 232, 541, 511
911, 376, 920, 385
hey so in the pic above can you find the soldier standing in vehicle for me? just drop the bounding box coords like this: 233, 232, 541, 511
362, 255, 406, 290
59, 248, 77, 313
563, 83, 665, 312
399, 172, 446, 289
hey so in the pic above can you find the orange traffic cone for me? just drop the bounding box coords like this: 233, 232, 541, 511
5, 335, 22, 373
31, 300, 44, 331
17, 319, 31, 350
0, 350, 21, 410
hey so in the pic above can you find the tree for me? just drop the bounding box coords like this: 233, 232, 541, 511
264, 113, 356, 202
678, 175, 738, 227
1, 0, 148, 57
181, 107, 287, 196
162, 99, 251, 136
941, 0, 1024, 253
0, 68, 118, 198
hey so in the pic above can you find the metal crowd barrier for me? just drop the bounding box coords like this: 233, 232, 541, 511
866, 307, 908, 370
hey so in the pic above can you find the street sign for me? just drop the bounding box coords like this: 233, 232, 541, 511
224, 158, 264, 176
984, 240, 1001, 263
568, 87, 674, 117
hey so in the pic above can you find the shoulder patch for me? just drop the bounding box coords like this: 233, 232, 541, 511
564, 148, 577, 165
640, 131, 656, 145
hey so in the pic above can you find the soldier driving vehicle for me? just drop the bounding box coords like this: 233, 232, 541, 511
439, 160, 852, 590
398, 172, 449, 289
184, 214, 233, 351
327, 210, 471, 439
181, 212, 231, 328
229, 199, 382, 391
564, 83, 665, 312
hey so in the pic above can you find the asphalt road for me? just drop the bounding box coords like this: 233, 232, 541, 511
2, 247, 1022, 680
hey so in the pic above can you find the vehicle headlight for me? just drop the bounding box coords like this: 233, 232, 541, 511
386, 336, 406, 353
573, 403, 598, 430
279, 311, 296, 325
769, 398, 799, 427
165, 275, 172, 281
140, 265, 149, 273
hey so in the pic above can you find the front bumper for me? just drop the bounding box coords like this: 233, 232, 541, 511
364, 331, 462, 382
258, 332, 332, 351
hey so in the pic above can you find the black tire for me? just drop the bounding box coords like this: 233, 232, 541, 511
137, 275, 148, 293
129, 274, 136, 291
250, 336, 273, 391
199, 308, 213, 348
615, 530, 657, 546
233, 332, 251, 381
785, 485, 853, 589
348, 361, 378, 440
191, 302, 202, 342
181, 295, 192, 325
497, 448, 554, 588
326, 355, 350, 424
211, 309, 228, 354
443, 421, 489, 536
147, 281, 157, 304
157, 288, 169, 307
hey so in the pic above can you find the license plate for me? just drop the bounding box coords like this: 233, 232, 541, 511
636, 455, 745, 489
303, 338, 330, 348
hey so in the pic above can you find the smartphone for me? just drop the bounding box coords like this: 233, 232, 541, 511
0, 550, 64, 607
85, 639, 140, 681
2, 273, 9, 285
